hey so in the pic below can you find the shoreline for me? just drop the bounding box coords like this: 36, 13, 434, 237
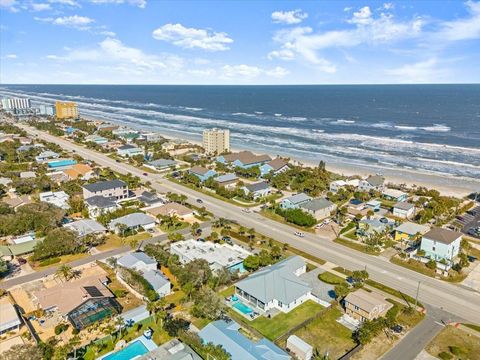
84, 116, 479, 198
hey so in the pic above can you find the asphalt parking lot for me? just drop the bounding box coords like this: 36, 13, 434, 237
457, 205, 480, 239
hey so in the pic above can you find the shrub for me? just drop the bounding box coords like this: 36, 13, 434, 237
448, 346, 465, 356
426, 260, 437, 270
438, 351, 453, 360
54, 323, 69, 335
113, 289, 128, 298
275, 207, 317, 227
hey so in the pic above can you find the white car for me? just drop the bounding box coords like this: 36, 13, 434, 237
294, 231, 305, 237
242, 208, 251, 213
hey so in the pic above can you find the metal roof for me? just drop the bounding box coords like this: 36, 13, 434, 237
109, 212, 155, 229
83, 179, 127, 193
283, 193, 312, 205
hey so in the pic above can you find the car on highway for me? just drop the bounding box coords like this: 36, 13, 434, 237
196, 198, 203, 203
294, 231, 305, 237
143, 172, 148, 176
115, 159, 121, 163
242, 208, 251, 213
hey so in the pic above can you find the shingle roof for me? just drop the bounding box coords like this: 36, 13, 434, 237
223, 151, 271, 165
83, 179, 127, 193
118, 144, 137, 150
245, 181, 270, 193
235, 256, 311, 305
344, 289, 392, 314
64, 219, 106, 236
300, 198, 334, 211
266, 158, 288, 171
284, 193, 312, 205
109, 213, 155, 229
85, 195, 117, 208
214, 173, 238, 183
382, 188, 407, 198
366, 175, 385, 187
395, 222, 429, 236
190, 166, 211, 176
424, 227, 462, 245
199, 319, 290, 360
393, 201, 415, 211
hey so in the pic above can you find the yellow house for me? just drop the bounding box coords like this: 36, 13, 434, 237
394, 222, 430, 242
55, 101, 78, 119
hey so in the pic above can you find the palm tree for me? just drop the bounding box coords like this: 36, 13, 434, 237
107, 257, 118, 270
114, 316, 125, 340
55, 265, 74, 282
147, 298, 167, 327
68, 335, 81, 360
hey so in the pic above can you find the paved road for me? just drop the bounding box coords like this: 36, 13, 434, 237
19, 124, 480, 325
0, 219, 210, 289
381, 305, 456, 360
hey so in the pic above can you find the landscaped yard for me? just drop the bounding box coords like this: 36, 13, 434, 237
249, 300, 324, 340
318, 271, 346, 285
390, 256, 467, 283
29, 252, 88, 270
292, 306, 356, 360
426, 326, 480, 360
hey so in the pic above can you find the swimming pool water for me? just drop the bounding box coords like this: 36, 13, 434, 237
228, 262, 246, 273
103, 340, 148, 360
233, 301, 253, 314
48, 159, 77, 167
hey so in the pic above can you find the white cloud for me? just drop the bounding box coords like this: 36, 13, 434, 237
271, 9, 308, 25
0, 0, 19, 12
47, 0, 80, 7
435, 0, 480, 41
386, 58, 446, 83
269, 6, 424, 72
99, 30, 116, 37
31, 3, 52, 11
36, 15, 95, 30
89, 0, 146, 8
383, 3, 394, 10
221, 64, 289, 80
152, 23, 233, 51
5, 54, 17, 59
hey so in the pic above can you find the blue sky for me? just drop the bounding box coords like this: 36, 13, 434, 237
1, 0, 479, 84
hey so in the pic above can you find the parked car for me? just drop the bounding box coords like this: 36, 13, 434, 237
242, 208, 251, 213
143, 172, 148, 176
294, 231, 305, 237
196, 228, 202, 235
196, 198, 203, 203
379, 217, 388, 224
223, 236, 233, 245
115, 159, 121, 163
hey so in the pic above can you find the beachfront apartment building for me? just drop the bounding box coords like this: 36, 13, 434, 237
55, 101, 79, 120
420, 228, 462, 262
82, 179, 129, 201
202, 128, 230, 155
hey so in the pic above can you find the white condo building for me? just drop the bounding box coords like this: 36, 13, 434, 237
203, 128, 230, 155
1, 97, 31, 110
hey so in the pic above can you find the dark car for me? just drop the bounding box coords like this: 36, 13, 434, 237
115, 159, 121, 163
196, 198, 203, 203
379, 217, 388, 224
197, 238, 206, 242
196, 228, 202, 235
143, 172, 148, 176
468, 255, 477, 263
391, 324, 403, 333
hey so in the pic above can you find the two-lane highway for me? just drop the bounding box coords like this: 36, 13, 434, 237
20, 124, 480, 324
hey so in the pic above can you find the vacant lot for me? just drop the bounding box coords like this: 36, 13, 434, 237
426, 326, 480, 360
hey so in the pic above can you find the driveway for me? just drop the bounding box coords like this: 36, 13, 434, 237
461, 260, 480, 291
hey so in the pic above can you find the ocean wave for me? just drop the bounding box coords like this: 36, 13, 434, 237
274, 113, 282, 117
420, 124, 451, 132
333, 119, 356, 124
232, 112, 256, 117
394, 125, 418, 131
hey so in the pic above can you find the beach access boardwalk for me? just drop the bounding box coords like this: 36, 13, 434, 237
16, 123, 480, 326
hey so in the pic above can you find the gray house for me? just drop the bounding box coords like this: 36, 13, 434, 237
83, 179, 128, 201
109, 213, 156, 233
300, 198, 337, 220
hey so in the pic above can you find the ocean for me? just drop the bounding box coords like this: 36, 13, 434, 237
1, 84, 479, 184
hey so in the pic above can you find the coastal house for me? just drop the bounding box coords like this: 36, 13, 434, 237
300, 198, 337, 220
357, 175, 385, 192
145, 159, 177, 171
329, 179, 361, 193
217, 151, 271, 169
280, 193, 312, 209
420, 228, 462, 262
139, 132, 164, 143
365, 200, 382, 212
85, 196, 118, 219
394, 222, 430, 243
214, 173, 239, 188
39, 191, 70, 210
346, 199, 369, 217
260, 158, 289, 177
0, 299, 22, 335
85, 134, 108, 144
382, 188, 408, 202
242, 181, 271, 199
108, 213, 157, 233
235, 256, 312, 313
64, 219, 107, 238
138, 338, 202, 360
199, 319, 291, 360
357, 219, 388, 236
83, 179, 129, 201
137, 191, 165, 207
117, 252, 171, 297
189, 166, 217, 182
2, 194, 32, 210
344, 289, 393, 322
117, 144, 143, 157
35, 150, 59, 163
393, 201, 415, 219
170, 239, 252, 272
33, 274, 121, 330
20, 171, 36, 179
144, 202, 193, 219
63, 163, 95, 180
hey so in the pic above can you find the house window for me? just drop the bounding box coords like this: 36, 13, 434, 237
354, 305, 359, 310
432, 246, 436, 251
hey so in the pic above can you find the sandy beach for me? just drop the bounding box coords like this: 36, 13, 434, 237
86, 116, 479, 198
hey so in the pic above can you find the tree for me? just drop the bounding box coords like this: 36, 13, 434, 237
334, 283, 349, 302
33, 228, 80, 261
0, 259, 8, 277
243, 255, 260, 271
351, 270, 369, 285
3, 344, 43, 360
177, 259, 212, 289
209, 231, 219, 242
164, 317, 190, 337
147, 298, 167, 326
191, 287, 226, 320
190, 222, 200, 236
55, 265, 75, 282
168, 232, 184, 242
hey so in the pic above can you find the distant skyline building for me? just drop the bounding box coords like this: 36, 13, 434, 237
1, 97, 31, 111
202, 128, 230, 155
55, 101, 78, 119
39, 104, 55, 116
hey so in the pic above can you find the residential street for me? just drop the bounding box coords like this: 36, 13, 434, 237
18, 124, 480, 325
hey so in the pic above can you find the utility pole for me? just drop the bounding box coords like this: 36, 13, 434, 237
415, 281, 421, 308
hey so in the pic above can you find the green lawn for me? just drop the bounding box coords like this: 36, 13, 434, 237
292, 306, 356, 360
334, 237, 380, 255
249, 300, 323, 340
318, 271, 346, 285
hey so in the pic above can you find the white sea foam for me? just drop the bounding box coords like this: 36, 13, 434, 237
334, 119, 356, 124
274, 113, 282, 117
420, 124, 451, 132
394, 125, 418, 131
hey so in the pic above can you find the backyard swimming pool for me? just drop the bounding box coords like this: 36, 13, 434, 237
102, 340, 148, 360
47, 159, 77, 168
228, 262, 246, 273
233, 301, 253, 315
